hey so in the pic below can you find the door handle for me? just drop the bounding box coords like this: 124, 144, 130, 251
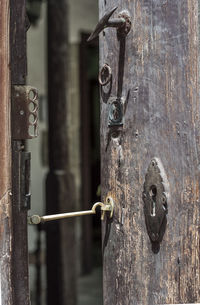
87, 6, 131, 42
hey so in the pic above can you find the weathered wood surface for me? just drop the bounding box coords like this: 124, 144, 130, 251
0, 0, 12, 304
10, 0, 30, 304
10, 0, 27, 84
100, 1, 200, 304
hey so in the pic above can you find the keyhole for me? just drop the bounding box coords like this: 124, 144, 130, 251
113, 103, 120, 120
149, 185, 157, 217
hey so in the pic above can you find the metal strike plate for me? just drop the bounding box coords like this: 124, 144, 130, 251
12, 148, 31, 211
12, 86, 39, 140
21, 151, 31, 210
143, 158, 169, 243
108, 97, 124, 127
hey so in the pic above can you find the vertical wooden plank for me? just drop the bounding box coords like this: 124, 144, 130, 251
10, 0, 30, 304
0, 0, 12, 304
100, 0, 200, 304
11, 142, 30, 305
10, 0, 27, 84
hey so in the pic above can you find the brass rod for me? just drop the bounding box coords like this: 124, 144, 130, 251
41, 210, 95, 222
28, 198, 114, 225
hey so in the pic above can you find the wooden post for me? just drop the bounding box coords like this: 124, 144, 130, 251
10, 0, 30, 304
100, 1, 200, 304
0, 0, 12, 304
46, 0, 77, 304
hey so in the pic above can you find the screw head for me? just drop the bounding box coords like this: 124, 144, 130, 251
30, 215, 41, 225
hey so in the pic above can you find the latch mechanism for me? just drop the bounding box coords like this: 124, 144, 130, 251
28, 197, 114, 225
87, 6, 131, 42
12, 85, 39, 140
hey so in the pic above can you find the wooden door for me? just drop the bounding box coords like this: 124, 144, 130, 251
0, 0, 30, 304
10, 0, 30, 304
99, 1, 200, 304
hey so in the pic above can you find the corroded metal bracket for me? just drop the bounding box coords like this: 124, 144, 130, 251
143, 158, 169, 243
87, 6, 131, 42
108, 96, 125, 126
12, 86, 39, 140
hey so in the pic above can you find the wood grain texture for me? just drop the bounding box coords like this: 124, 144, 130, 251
11, 142, 30, 305
10, 0, 27, 84
100, 1, 200, 304
10, 0, 30, 304
0, 0, 12, 304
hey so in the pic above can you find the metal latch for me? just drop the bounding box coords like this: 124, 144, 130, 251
87, 6, 131, 42
143, 158, 169, 244
28, 197, 114, 225
12, 85, 39, 140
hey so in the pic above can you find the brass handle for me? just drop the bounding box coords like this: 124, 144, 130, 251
28, 197, 114, 224
87, 6, 131, 42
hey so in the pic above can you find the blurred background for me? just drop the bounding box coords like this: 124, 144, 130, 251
26, 1, 102, 304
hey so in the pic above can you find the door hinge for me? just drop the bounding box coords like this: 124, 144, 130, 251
12, 85, 39, 140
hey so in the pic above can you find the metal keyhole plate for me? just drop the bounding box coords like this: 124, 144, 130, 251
143, 158, 169, 243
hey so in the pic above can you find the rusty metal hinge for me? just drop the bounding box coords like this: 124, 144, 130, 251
12, 85, 39, 140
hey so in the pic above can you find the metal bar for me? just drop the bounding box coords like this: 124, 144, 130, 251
29, 210, 95, 224
42, 210, 95, 221
28, 198, 114, 224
